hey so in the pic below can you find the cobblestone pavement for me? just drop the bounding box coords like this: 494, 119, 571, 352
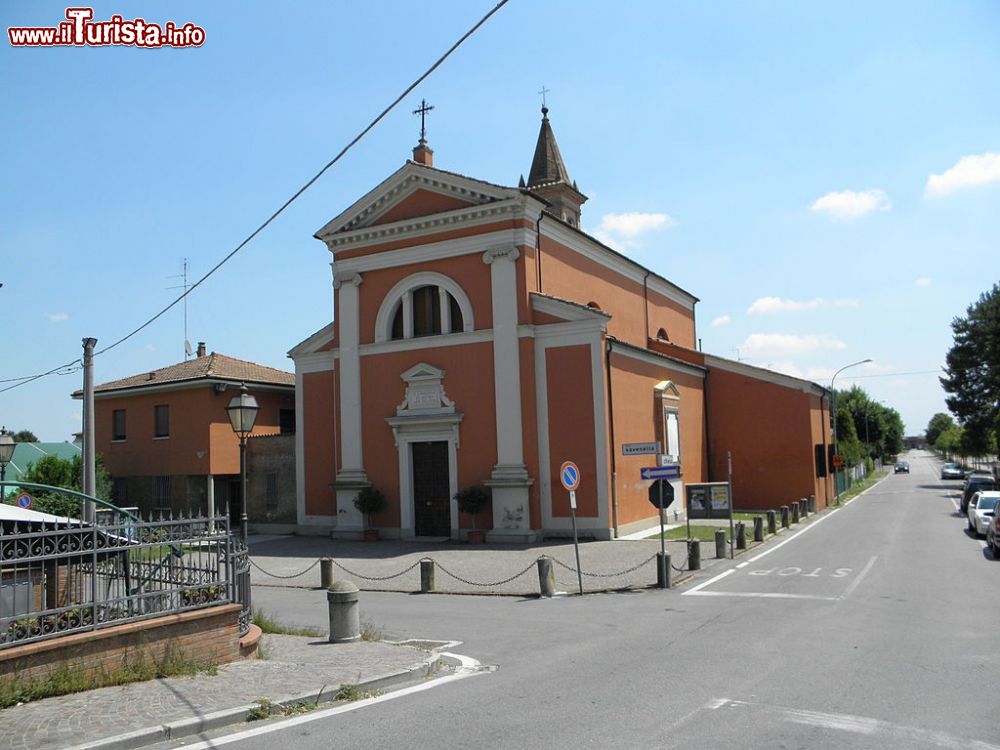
246, 533, 759, 595
0, 635, 432, 750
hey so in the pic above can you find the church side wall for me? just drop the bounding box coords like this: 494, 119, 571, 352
302, 370, 337, 519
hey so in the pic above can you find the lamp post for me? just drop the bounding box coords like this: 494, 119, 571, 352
0, 427, 15, 494
831, 359, 872, 501
226, 384, 259, 543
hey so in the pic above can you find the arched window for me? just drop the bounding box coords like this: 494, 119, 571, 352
587, 301, 602, 311
654, 381, 681, 463
656, 328, 669, 341
375, 272, 475, 343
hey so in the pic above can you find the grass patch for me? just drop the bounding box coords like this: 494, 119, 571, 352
252, 609, 325, 638
654, 525, 732, 542
246, 698, 273, 721
0, 646, 216, 708
360, 620, 382, 642
839, 471, 887, 504
334, 683, 383, 702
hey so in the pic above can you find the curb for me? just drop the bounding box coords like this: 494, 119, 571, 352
62, 651, 444, 750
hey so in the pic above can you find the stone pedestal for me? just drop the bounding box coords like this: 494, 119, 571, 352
485, 464, 537, 543
329, 471, 369, 540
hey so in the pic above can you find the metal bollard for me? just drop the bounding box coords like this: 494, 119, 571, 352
537, 556, 556, 597
808, 494, 816, 513
767, 510, 776, 535
799, 499, 808, 518
688, 539, 701, 571
420, 559, 435, 593
656, 552, 672, 589
327, 581, 360, 643
781, 505, 790, 528
736, 522, 746, 550
715, 529, 727, 559
320, 557, 334, 589
753, 515, 764, 542
792, 502, 800, 524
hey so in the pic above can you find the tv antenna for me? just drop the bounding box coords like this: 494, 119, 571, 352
166, 259, 192, 359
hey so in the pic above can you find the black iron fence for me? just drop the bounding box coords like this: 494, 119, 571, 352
0, 506, 251, 648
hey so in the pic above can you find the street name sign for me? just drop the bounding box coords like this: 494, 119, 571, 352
622, 442, 660, 456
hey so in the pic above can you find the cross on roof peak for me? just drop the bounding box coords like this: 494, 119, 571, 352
413, 98, 434, 144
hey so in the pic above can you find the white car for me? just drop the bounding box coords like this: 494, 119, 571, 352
967, 491, 1000, 537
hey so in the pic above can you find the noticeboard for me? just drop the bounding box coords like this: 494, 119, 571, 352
685, 482, 731, 520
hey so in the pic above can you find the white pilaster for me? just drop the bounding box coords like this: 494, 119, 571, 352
438, 286, 451, 334
482, 245, 535, 542
331, 271, 368, 534
402, 291, 413, 339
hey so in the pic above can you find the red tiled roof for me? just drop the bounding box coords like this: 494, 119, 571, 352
88, 353, 294, 394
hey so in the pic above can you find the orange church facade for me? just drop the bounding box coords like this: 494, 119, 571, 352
290, 110, 833, 541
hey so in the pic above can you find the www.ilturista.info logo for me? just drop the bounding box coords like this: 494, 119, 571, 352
8, 7, 205, 48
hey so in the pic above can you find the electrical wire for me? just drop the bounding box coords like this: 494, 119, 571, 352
0, 0, 511, 394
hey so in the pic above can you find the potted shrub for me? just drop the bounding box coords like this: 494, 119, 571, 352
454, 485, 491, 543
353, 486, 388, 541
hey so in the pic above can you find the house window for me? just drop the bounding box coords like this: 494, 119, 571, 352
279, 409, 296, 435
153, 476, 171, 509
154, 405, 169, 438
265, 473, 278, 510
656, 328, 669, 341
815, 444, 828, 477
112, 409, 127, 441
113, 477, 128, 504
390, 285, 465, 340
654, 381, 682, 463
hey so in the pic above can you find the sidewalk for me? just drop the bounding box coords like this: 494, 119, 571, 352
0, 635, 442, 750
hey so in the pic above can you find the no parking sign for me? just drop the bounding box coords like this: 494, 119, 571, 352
16, 493, 32, 509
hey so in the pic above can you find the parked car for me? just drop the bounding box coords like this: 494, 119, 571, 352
985, 501, 1000, 556
894, 461, 909, 474
961, 475, 998, 513
967, 492, 1000, 537
941, 463, 964, 480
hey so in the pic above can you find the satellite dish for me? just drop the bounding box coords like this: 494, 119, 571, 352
184, 340, 193, 356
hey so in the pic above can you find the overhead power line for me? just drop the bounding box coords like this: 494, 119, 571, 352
0, 0, 511, 395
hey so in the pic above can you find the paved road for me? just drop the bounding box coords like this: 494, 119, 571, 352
160, 451, 1000, 749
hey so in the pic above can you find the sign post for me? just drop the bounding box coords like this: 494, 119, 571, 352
645, 474, 676, 588
559, 461, 584, 595
727, 452, 735, 559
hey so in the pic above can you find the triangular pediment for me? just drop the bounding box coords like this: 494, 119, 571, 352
314, 162, 520, 240
401, 362, 445, 383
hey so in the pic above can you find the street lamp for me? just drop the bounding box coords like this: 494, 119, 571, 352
226, 384, 259, 542
831, 359, 872, 501
0, 427, 15, 494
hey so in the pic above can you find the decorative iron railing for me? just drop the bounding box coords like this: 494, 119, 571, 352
0, 499, 251, 648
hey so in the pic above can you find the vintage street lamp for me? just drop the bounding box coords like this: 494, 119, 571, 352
0, 427, 15, 492
830, 359, 872, 501
226, 385, 259, 542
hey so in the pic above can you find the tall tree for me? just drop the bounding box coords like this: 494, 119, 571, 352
11, 429, 38, 443
925, 413, 955, 447
941, 283, 1000, 452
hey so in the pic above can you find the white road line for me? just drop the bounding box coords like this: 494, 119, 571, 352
736, 562, 749, 568
744, 508, 840, 563
681, 567, 735, 595
174, 655, 488, 750
715, 699, 1000, 750
839, 556, 877, 600
684, 591, 839, 601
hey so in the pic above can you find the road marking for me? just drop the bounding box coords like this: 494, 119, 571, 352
172, 653, 489, 749
838, 556, 877, 600
711, 699, 1000, 750
682, 567, 735, 595
685, 591, 839, 601
735, 562, 749, 568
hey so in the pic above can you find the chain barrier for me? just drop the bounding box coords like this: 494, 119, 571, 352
551, 554, 657, 579
433, 559, 538, 588
331, 559, 423, 582
249, 557, 320, 580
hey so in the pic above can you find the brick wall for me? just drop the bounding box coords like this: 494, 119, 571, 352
0, 604, 241, 687
246, 434, 296, 525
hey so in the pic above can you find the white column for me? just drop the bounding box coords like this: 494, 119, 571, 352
332, 271, 368, 535
402, 290, 414, 339
438, 287, 451, 334
206, 474, 215, 532
482, 245, 536, 542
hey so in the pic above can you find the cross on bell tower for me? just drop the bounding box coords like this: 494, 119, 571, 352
411, 98, 435, 166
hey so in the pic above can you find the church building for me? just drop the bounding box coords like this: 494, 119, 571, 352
289, 106, 832, 541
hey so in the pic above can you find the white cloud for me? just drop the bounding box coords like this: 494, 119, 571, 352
925, 152, 1000, 198
47, 313, 69, 322
746, 297, 858, 315
711, 315, 731, 327
862, 361, 894, 374
144, 344, 156, 351
810, 189, 891, 220
767, 361, 836, 381
739, 333, 847, 357
591, 211, 676, 250
915, 278, 931, 287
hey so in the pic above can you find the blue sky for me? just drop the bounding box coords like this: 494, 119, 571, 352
2, 0, 998, 441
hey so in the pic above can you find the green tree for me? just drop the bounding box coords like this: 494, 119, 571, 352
11, 429, 39, 443
941, 283, 1000, 453
925, 413, 955, 447
11, 454, 112, 517
835, 406, 865, 467
935, 424, 964, 459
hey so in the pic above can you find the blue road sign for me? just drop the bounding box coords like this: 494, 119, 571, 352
16, 493, 32, 509
640, 465, 681, 481
560, 461, 581, 491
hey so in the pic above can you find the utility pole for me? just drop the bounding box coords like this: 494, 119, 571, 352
82, 337, 97, 521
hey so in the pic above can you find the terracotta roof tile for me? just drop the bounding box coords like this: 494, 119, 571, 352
89, 353, 294, 394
